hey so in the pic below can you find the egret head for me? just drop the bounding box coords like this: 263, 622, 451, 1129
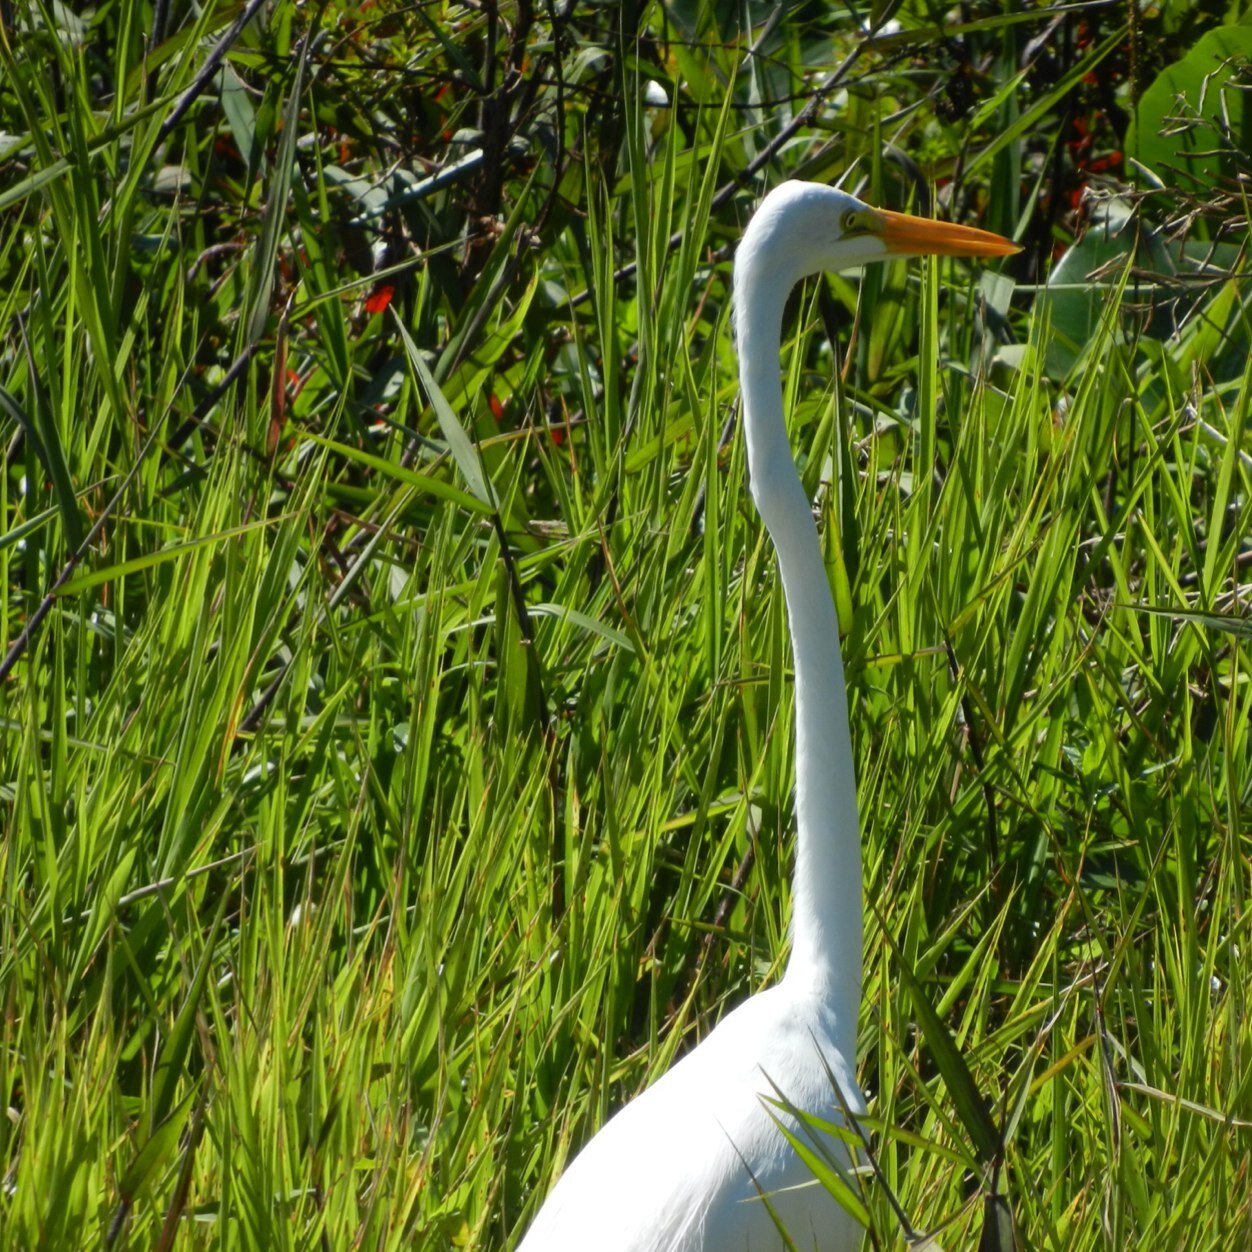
737, 180, 1019, 288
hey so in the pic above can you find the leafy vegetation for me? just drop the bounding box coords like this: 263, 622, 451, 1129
1, 1, 1249, 1248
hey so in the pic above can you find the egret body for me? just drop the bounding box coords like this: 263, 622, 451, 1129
519, 181, 1017, 1251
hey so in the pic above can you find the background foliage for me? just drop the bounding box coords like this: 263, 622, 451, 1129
1, 0, 1249, 1247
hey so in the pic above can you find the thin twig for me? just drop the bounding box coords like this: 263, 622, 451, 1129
156, 0, 271, 142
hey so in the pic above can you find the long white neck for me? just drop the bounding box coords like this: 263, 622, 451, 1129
734, 250, 862, 1030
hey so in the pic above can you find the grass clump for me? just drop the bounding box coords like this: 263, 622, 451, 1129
1, 2, 1249, 1248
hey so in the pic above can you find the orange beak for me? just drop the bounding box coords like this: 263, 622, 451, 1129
873, 209, 1020, 258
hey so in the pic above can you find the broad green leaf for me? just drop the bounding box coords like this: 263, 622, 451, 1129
57, 518, 287, 595
0, 383, 83, 551
529, 602, 634, 652
877, 910, 1003, 1166
151, 899, 227, 1128
300, 430, 494, 515
1130, 26, 1252, 193
117, 1090, 196, 1202
393, 312, 494, 507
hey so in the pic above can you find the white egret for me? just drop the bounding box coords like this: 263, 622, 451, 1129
519, 181, 1018, 1251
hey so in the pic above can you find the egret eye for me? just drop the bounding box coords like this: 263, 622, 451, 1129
842, 209, 860, 233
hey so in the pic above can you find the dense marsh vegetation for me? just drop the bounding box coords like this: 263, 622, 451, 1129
1, 0, 1249, 1247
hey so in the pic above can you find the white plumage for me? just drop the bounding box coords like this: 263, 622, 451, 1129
519, 181, 1017, 1252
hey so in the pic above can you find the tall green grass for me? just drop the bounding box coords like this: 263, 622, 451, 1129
1, 2, 1249, 1248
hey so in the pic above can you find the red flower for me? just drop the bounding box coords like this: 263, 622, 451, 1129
364, 284, 395, 314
